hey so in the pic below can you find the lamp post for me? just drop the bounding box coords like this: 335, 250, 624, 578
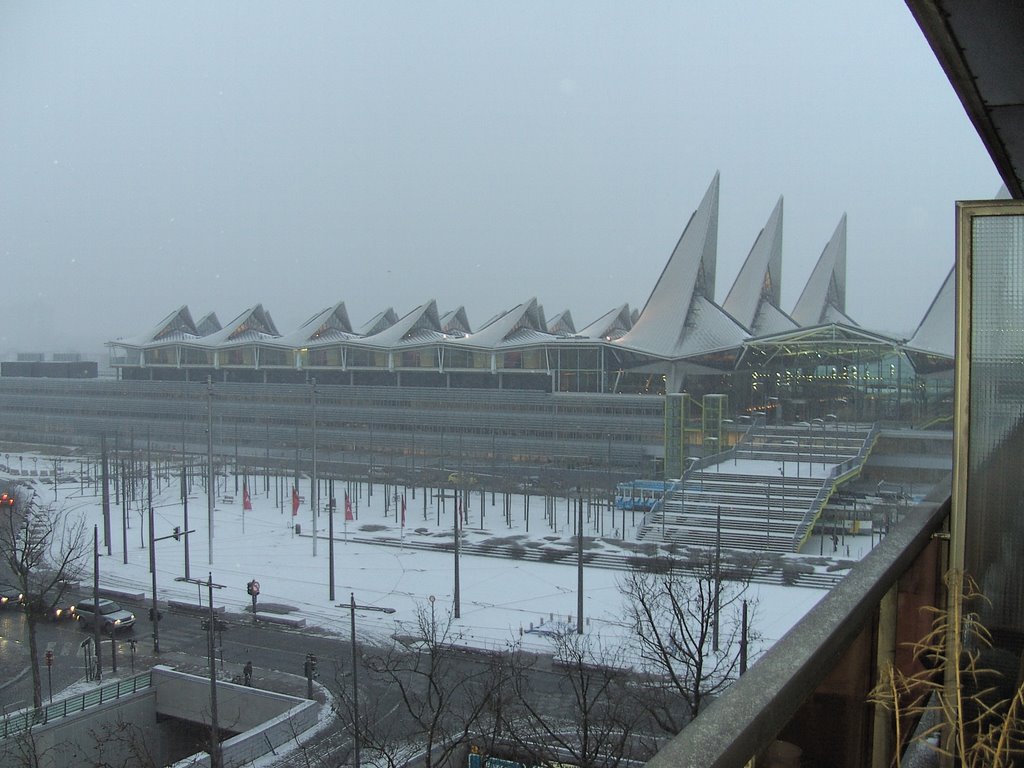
206, 377, 215, 565
176, 573, 226, 768
311, 378, 318, 559
660, 481, 670, 539
778, 465, 786, 522
337, 593, 395, 768
713, 503, 722, 652
577, 491, 584, 635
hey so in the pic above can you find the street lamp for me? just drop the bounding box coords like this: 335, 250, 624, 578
311, 378, 318, 559
337, 593, 395, 768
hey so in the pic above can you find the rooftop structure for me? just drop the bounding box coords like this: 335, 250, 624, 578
108, 175, 954, 419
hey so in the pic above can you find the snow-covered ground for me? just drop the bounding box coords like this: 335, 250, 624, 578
2, 452, 866, 661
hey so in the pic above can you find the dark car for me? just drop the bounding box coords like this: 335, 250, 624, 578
19, 591, 77, 622
0, 583, 23, 608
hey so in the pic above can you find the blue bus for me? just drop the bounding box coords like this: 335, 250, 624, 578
615, 479, 673, 512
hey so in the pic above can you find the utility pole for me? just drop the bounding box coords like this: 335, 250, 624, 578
93, 525, 102, 682
207, 573, 222, 768
121, 460, 128, 565
206, 377, 214, 565
713, 504, 722, 652
311, 378, 318, 557
577, 493, 584, 635
182, 456, 191, 581
337, 593, 395, 768
328, 477, 335, 602
101, 433, 111, 555
454, 490, 461, 619
149, 461, 159, 654
180, 573, 225, 768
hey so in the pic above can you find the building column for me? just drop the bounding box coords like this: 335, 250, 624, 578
871, 583, 898, 768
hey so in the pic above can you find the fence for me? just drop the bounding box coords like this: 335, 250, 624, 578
0, 672, 152, 740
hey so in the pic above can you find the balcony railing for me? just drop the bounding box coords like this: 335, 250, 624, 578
645, 496, 948, 767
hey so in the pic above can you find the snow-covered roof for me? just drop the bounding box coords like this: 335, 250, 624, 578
616, 174, 728, 357
198, 305, 281, 347
108, 176, 941, 378
905, 266, 954, 358
578, 304, 633, 341
723, 197, 796, 336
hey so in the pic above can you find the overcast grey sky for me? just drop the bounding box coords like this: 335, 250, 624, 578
0, 1, 1001, 355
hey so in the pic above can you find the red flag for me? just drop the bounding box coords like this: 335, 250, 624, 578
242, 481, 252, 511
401, 495, 406, 528
291, 487, 300, 516
344, 492, 353, 522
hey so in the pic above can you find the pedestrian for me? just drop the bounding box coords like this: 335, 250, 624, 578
244, 660, 253, 686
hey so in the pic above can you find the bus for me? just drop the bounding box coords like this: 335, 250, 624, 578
614, 479, 674, 512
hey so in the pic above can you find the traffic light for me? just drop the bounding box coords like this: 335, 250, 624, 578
173, 526, 181, 541
149, 607, 162, 622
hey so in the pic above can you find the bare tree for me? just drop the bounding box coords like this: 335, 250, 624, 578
0, 485, 88, 710
87, 718, 159, 768
360, 601, 512, 768
331, 678, 419, 768
503, 627, 654, 768
618, 552, 757, 733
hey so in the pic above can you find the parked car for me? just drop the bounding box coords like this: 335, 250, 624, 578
0, 583, 23, 608
72, 598, 136, 632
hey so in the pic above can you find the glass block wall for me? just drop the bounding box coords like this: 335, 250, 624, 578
958, 202, 1024, 655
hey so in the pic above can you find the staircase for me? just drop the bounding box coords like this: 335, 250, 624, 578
638, 422, 878, 553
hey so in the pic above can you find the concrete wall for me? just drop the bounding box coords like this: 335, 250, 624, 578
153, 666, 307, 732
172, 698, 321, 768
0, 691, 163, 768
155, 666, 320, 768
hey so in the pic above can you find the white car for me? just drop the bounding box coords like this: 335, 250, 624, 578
73, 598, 136, 632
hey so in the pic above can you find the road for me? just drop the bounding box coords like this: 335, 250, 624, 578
1, 591, 654, 766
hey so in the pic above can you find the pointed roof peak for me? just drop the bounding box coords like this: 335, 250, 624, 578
722, 195, 790, 333
791, 214, 850, 326
618, 173, 732, 357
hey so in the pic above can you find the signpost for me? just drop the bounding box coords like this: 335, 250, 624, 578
45, 650, 53, 703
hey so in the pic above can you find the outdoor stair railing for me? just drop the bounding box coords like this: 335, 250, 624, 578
790, 423, 880, 550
